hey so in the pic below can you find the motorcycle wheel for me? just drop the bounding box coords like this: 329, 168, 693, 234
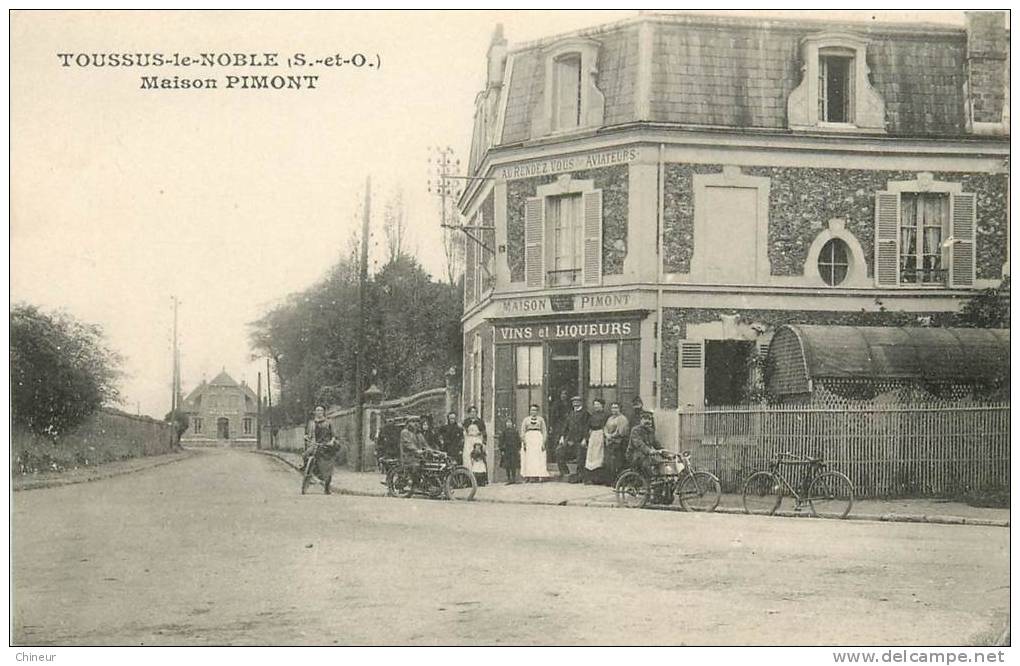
444, 467, 477, 501
386, 467, 415, 498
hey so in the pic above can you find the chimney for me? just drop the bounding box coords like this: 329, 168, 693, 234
486, 23, 507, 89
965, 11, 1008, 131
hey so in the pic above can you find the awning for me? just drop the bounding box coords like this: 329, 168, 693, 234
765, 325, 1010, 397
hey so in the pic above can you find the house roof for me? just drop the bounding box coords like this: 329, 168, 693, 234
209, 370, 239, 387
765, 324, 1010, 396
494, 13, 1000, 147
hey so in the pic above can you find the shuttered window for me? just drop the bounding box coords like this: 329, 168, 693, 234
525, 188, 603, 289
875, 188, 975, 288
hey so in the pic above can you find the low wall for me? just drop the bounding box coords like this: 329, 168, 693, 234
12, 408, 177, 475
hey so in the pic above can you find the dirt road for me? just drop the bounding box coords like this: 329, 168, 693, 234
12, 448, 1008, 645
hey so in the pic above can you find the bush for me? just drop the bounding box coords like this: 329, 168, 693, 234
10, 303, 121, 437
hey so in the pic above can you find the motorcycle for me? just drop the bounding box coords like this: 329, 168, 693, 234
386, 448, 477, 501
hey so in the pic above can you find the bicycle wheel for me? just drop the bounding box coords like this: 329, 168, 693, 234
677, 471, 721, 512
300, 456, 315, 495
614, 471, 650, 508
742, 471, 783, 515
444, 467, 477, 501
807, 471, 854, 519
386, 467, 415, 498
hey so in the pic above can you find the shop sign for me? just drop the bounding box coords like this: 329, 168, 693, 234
495, 319, 640, 343
496, 147, 639, 180
498, 292, 631, 314
499, 297, 549, 314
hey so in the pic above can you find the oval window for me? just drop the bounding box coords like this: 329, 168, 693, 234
818, 238, 850, 286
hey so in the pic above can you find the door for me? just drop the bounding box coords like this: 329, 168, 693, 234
546, 342, 580, 462
217, 417, 230, 440
704, 340, 754, 406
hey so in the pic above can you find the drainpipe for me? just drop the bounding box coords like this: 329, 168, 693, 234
656, 143, 665, 414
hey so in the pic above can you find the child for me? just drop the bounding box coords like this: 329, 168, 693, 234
498, 417, 522, 484
469, 441, 488, 487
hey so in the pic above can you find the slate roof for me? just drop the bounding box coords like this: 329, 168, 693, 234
496, 13, 991, 145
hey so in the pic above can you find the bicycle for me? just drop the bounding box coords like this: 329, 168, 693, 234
741, 452, 854, 519
614, 450, 721, 511
301, 437, 339, 495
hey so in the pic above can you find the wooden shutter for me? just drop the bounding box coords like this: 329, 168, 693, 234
618, 340, 640, 409
582, 190, 603, 286
949, 192, 977, 288
524, 197, 544, 288
678, 341, 705, 407
874, 191, 901, 287
494, 345, 515, 434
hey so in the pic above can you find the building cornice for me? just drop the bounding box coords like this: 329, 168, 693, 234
459, 123, 1009, 211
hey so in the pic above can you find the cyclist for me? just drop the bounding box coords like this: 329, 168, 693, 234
303, 405, 339, 495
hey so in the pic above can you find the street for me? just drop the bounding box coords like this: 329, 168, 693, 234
12, 448, 1009, 646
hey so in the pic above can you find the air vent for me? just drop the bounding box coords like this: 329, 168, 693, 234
680, 342, 702, 369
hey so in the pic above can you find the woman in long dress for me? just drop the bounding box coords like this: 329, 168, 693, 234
519, 404, 550, 482
585, 398, 608, 485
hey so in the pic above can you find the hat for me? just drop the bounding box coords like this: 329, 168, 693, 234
407, 414, 422, 422
640, 410, 655, 419
571, 395, 582, 403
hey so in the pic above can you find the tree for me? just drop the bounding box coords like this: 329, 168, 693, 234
959, 276, 1010, 328
382, 186, 409, 262
248, 254, 463, 424
10, 303, 122, 437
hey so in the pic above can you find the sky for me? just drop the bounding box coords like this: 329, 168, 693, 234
9, 10, 970, 418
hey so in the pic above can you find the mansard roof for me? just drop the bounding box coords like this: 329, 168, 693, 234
489, 12, 1004, 147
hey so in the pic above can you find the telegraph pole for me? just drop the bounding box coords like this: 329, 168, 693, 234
170, 296, 181, 413
256, 371, 263, 450
266, 357, 274, 449
427, 146, 463, 285
354, 176, 371, 472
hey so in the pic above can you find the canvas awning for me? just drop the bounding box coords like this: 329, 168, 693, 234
765, 325, 1010, 397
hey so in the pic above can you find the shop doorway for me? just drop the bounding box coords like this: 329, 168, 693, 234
704, 340, 755, 406
546, 342, 580, 462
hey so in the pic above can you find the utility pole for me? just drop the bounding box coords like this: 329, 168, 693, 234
170, 296, 181, 413
427, 146, 463, 285
354, 175, 371, 473
256, 371, 263, 450
266, 357, 274, 450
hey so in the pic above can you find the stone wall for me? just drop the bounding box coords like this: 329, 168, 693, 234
12, 408, 177, 475
662, 163, 1008, 279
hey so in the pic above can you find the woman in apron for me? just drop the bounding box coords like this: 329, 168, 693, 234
585, 398, 608, 485
519, 404, 549, 482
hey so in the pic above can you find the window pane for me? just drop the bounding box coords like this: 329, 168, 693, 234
589, 344, 602, 386
516, 346, 530, 385
555, 54, 581, 130
602, 344, 618, 387
822, 56, 851, 122
833, 264, 848, 285
529, 347, 543, 387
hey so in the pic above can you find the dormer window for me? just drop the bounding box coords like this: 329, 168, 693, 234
553, 53, 582, 131
818, 49, 853, 123
788, 33, 885, 133
530, 37, 604, 137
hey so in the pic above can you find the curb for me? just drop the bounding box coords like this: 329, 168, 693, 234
13, 449, 198, 492
253, 450, 1009, 528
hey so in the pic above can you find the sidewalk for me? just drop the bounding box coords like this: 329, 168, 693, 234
13, 450, 196, 492
256, 449, 1009, 527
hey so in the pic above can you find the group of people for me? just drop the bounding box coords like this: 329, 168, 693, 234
364, 395, 669, 490
496, 392, 667, 486
393, 406, 490, 487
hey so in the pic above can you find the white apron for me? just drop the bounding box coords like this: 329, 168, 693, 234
585, 428, 605, 470
464, 423, 483, 468
521, 420, 550, 478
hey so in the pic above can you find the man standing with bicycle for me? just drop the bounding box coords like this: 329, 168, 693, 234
303, 405, 339, 495
627, 411, 669, 478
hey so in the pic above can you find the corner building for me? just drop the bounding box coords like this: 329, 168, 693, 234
457, 13, 1009, 452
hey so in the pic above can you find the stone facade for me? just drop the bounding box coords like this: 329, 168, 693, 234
180, 370, 259, 446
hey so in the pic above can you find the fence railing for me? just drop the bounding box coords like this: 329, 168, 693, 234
677, 402, 1009, 499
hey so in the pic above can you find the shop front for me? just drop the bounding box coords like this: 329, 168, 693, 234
492, 314, 646, 433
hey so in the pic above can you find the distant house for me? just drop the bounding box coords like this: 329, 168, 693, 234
180, 370, 259, 446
